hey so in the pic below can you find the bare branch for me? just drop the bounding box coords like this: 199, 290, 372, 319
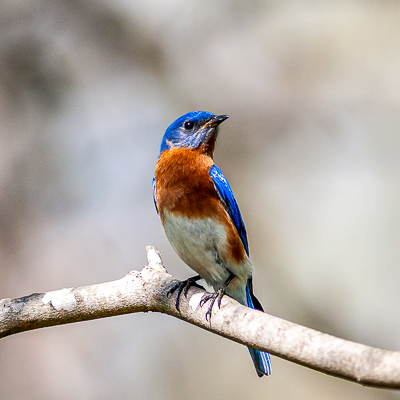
1, 246, 399, 389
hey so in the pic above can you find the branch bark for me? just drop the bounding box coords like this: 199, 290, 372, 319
1, 246, 399, 389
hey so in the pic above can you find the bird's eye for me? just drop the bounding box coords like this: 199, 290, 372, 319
184, 121, 194, 130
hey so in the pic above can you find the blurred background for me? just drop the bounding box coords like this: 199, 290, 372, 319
1, 0, 400, 399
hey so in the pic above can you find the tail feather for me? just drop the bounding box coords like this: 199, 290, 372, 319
245, 278, 272, 377
248, 347, 272, 377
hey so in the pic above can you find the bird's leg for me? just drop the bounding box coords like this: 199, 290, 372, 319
167, 275, 203, 312
200, 272, 235, 321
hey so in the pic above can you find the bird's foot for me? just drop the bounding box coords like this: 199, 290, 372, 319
199, 273, 235, 321
199, 290, 223, 321
167, 275, 203, 312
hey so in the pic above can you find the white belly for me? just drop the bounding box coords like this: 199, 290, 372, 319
163, 212, 252, 305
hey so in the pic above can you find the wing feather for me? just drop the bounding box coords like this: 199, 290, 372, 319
152, 175, 158, 214
209, 164, 249, 255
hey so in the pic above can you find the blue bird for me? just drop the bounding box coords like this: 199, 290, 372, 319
153, 111, 272, 377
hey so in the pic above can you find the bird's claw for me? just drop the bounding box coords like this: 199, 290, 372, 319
199, 272, 235, 321
167, 275, 202, 312
199, 288, 225, 321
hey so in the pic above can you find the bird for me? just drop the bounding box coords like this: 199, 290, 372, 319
153, 111, 272, 377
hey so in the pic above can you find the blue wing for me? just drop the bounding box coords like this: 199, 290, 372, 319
152, 175, 158, 214
209, 164, 249, 256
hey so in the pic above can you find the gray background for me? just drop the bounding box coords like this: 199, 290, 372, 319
1, 1, 400, 399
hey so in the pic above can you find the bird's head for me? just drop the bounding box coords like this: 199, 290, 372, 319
159, 111, 229, 157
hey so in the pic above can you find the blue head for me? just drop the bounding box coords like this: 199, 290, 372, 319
159, 111, 229, 157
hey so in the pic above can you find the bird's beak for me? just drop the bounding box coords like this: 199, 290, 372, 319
212, 114, 229, 126
203, 114, 229, 129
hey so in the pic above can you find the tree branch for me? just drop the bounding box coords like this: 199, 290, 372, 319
1, 246, 399, 389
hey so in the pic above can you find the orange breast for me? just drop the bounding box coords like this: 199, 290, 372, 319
155, 148, 217, 218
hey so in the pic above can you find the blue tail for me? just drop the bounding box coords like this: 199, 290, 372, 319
248, 347, 272, 377
246, 278, 272, 377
